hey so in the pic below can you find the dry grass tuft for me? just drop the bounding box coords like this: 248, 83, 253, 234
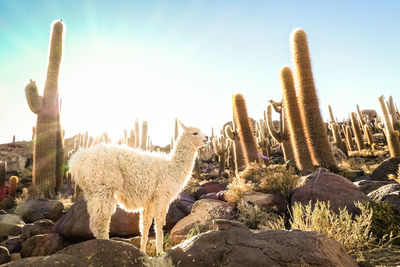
225, 163, 299, 203
237, 200, 285, 230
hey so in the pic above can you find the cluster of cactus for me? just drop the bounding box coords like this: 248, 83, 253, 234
0, 162, 19, 201
378, 95, 400, 157
25, 21, 65, 199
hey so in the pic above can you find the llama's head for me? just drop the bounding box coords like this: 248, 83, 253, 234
179, 121, 208, 148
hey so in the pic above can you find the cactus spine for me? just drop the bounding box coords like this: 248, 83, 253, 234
280, 67, 313, 171
291, 28, 337, 171
232, 93, 260, 165
378, 95, 400, 157
350, 112, 365, 151
25, 21, 65, 198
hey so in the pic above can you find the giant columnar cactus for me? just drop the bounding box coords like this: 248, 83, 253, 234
212, 134, 227, 176
266, 101, 295, 163
174, 118, 179, 141
25, 20, 65, 199
232, 93, 260, 165
141, 121, 148, 150
291, 28, 337, 171
280, 67, 313, 171
343, 124, 356, 152
328, 105, 348, 156
135, 119, 140, 148
378, 95, 400, 157
350, 112, 365, 151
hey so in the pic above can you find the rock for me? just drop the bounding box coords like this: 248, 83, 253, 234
211, 219, 249, 231
14, 199, 64, 223
109, 207, 140, 237
291, 171, 369, 214
112, 236, 157, 256
0, 214, 25, 237
170, 199, 236, 243
9, 253, 21, 261
195, 181, 228, 200
22, 219, 54, 239
53, 197, 140, 239
0, 236, 24, 253
176, 192, 195, 215
0, 246, 10, 265
21, 233, 67, 257
216, 190, 229, 202
56, 239, 149, 266
0, 210, 6, 215
241, 191, 287, 214
164, 225, 357, 267
368, 183, 400, 210
199, 192, 218, 200
165, 204, 185, 231
354, 179, 397, 195
1, 254, 85, 267
370, 157, 400, 181
332, 145, 347, 163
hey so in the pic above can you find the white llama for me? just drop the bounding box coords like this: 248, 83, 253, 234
68, 121, 207, 255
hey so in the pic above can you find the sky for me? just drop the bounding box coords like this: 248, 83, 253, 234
0, 0, 400, 146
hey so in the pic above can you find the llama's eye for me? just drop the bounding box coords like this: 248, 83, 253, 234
192, 132, 198, 135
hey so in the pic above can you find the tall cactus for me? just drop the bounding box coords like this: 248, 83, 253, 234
280, 67, 313, 171
266, 101, 295, 163
232, 93, 260, 165
378, 95, 400, 157
25, 20, 65, 199
350, 112, 365, 151
135, 119, 140, 148
328, 105, 348, 156
0, 161, 6, 187
141, 121, 148, 150
291, 28, 337, 171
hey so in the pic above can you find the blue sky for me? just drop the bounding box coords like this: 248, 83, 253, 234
0, 0, 399, 145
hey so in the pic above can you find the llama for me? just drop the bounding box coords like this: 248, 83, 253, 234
68, 121, 208, 255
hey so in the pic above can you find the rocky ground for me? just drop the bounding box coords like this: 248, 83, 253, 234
0, 141, 399, 266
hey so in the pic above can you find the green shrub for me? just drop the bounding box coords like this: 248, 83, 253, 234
369, 201, 400, 245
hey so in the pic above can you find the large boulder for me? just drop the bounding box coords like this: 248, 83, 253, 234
0, 246, 10, 265
354, 179, 397, 195
176, 192, 196, 215
370, 157, 400, 181
164, 220, 357, 267
368, 183, 400, 210
165, 204, 185, 231
241, 191, 287, 214
20, 233, 67, 257
195, 181, 228, 200
291, 171, 369, 214
1, 254, 85, 267
53, 197, 140, 239
170, 199, 235, 243
0, 236, 24, 254
14, 199, 64, 223
0, 214, 25, 237
56, 239, 149, 266
22, 219, 54, 239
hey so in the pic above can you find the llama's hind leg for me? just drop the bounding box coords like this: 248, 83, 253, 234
140, 203, 154, 253
86, 192, 117, 239
154, 204, 169, 255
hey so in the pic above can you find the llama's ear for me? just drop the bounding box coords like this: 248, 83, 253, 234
178, 120, 189, 131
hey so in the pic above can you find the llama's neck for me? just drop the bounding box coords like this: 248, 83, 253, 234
169, 136, 198, 185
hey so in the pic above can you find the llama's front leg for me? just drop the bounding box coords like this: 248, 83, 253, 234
86, 192, 116, 239
140, 203, 154, 253
154, 204, 169, 255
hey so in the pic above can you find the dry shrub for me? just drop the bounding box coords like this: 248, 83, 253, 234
290, 201, 375, 256
225, 163, 299, 203
237, 200, 285, 230
290, 200, 400, 260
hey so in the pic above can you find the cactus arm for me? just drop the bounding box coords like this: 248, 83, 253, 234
25, 80, 43, 114
356, 104, 366, 125
266, 105, 283, 142
379, 96, 394, 133
328, 105, 336, 124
